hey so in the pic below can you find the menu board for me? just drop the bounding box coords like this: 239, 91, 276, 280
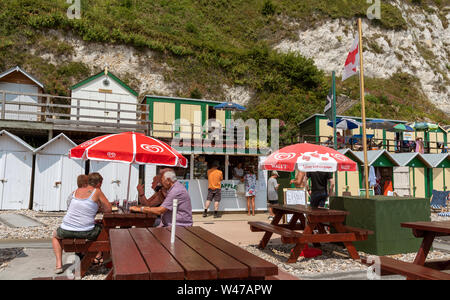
283, 188, 307, 223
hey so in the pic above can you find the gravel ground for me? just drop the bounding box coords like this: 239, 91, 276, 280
0, 210, 449, 280
0, 210, 102, 240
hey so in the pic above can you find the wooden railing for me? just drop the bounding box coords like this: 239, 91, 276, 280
0, 89, 151, 133
300, 135, 449, 154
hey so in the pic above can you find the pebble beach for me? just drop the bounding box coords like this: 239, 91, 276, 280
0, 210, 449, 280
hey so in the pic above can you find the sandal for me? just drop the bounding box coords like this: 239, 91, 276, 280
93, 255, 103, 265
55, 267, 64, 274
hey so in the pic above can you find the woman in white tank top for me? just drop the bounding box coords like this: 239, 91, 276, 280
52, 173, 112, 274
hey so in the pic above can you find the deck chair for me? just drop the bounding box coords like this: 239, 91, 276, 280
430, 190, 450, 213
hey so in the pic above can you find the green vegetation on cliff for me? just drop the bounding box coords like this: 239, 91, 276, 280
0, 0, 447, 143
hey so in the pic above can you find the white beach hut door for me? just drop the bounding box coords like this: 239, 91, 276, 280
0, 151, 32, 210
60, 156, 84, 211
33, 154, 61, 211
90, 161, 139, 204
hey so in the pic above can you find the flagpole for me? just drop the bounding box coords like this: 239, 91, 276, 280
358, 18, 370, 198
332, 71, 338, 197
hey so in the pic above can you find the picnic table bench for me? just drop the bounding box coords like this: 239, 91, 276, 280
249, 204, 373, 263
61, 208, 156, 277
108, 226, 278, 280
368, 221, 450, 280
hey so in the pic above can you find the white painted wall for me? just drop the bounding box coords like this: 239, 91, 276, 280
70, 74, 137, 124
0, 82, 39, 121
0, 151, 33, 210
89, 161, 139, 205
0, 132, 33, 210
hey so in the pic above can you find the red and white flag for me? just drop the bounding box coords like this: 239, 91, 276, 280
342, 33, 360, 81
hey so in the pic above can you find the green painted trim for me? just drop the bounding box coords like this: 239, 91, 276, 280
145, 95, 222, 107
437, 159, 450, 168
383, 129, 386, 149
425, 168, 430, 198
413, 168, 416, 197
444, 168, 446, 191
427, 168, 432, 197
359, 166, 363, 189
407, 157, 427, 168
315, 116, 320, 144
71, 72, 138, 97
372, 154, 395, 167
290, 172, 296, 188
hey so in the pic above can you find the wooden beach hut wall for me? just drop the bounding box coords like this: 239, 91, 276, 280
352, 150, 399, 195
0, 66, 44, 121
32, 133, 84, 212
422, 154, 450, 194
390, 153, 432, 198
337, 149, 363, 196
89, 161, 139, 205
0, 130, 34, 210
70, 68, 139, 125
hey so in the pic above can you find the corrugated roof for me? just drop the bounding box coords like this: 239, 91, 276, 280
390, 153, 432, 168
352, 150, 399, 166
421, 154, 450, 168
338, 148, 364, 164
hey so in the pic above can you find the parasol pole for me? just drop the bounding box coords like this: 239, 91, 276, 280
358, 18, 370, 198
126, 163, 132, 204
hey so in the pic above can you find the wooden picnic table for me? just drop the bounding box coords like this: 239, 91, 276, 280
401, 221, 450, 269
249, 204, 373, 263
371, 221, 450, 280
62, 208, 156, 277
108, 226, 278, 280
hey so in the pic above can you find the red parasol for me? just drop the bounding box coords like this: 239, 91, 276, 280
69, 132, 187, 167
69, 132, 187, 202
260, 143, 357, 172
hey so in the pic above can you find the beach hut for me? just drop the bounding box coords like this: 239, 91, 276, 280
422, 154, 450, 194
336, 149, 364, 196
390, 153, 432, 198
89, 161, 139, 204
352, 150, 399, 195
70, 67, 139, 125
0, 130, 34, 210
32, 133, 84, 211
0, 66, 44, 121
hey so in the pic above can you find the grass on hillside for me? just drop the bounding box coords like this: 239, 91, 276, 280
0, 0, 447, 142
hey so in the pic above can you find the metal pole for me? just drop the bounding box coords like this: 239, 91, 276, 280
358, 18, 370, 198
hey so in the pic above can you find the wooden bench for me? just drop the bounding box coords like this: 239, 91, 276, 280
62, 239, 110, 253
376, 256, 450, 280
249, 221, 303, 238
342, 226, 374, 241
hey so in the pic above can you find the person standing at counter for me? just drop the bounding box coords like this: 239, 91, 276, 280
267, 171, 279, 220
203, 161, 223, 218
232, 162, 244, 181
245, 167, 257, 216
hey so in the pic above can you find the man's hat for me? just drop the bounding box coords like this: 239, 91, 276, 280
272, 171, 279, 176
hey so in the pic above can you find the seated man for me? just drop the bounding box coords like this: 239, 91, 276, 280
131, 171, 193, 227
136, 168, 172, 227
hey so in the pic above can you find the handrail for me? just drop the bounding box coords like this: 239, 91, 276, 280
299, 135, 448, 154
